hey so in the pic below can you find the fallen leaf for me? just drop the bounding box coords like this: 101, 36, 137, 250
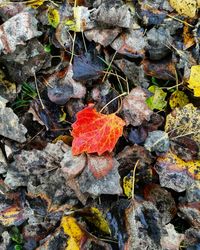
47, 65, 86, 105
183, 24, 195, 50
72, 52, 104, 81
143, 184, 176, 224
26, 0, 45, 8
146, 27, 172, 60
61, 216, 86, 250
91, 2, 133, 28
169, 90, 189, 109
84, 28, 121, 47
71, 105, 125, 155
156, 151, 200, 192
48, 7, 60, 28
146, 85, 167, 111
111, 29, 146, 58
144, 130, 170, 154
123, 171, 133, 199
169, 0, 197, 18
143, 58, 176, 80
187, 65, 200, 97
125, 200, 162, 249
83, 207, 111, 235
0, 69, 17, 101
114, 59, 149, 88
122, 87, 153, 126
0, 12, 42, 54
87, 153, 114, 179
165, 104, 200, 150
179, 202, 200, 228
65, 6, 92, 32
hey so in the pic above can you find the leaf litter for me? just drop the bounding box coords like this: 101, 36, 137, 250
0, 0, 200, 249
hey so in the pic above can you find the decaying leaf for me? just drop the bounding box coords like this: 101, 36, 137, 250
111, 29, 146, 58
61, 146, 122, 203
143, 58, 176, 80
123, 171, 133, 199
0, 96, 27, 143
187, 65, 200, 97
65, 6, 93, 32
183, 24, 195, 50
84, 28, 121, 47
0, 69, 17, 101
122, 87, 153, 126
0, 12, 42, 54
125, 200, 162, 249
47, 65, 86, 105
114, 59, 149, 88
83, 207, 111, 235
75, 154, 122, 198
169, 0, 197, 18
144, 184, 177, 224
61, 216, 86, 250
71, 105, 125, 155
165, 104, 200, 151
144, 130, 170, 154
48, 7, 60, 28
146, 85, 167, 111
169, 90, 189, 109
91, 2, 133, 28
72, 52, 104, 81
156, 151, 200, 192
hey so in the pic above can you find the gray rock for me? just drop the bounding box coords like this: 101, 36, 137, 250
0, 148, 7, 174
0, 96, 27, 143
0, 11, 42, 54
144, 130, 170, 154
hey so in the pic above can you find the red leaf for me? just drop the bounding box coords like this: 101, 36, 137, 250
71, 105, 125, 155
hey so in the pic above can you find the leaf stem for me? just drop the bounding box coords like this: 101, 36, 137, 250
99, 92, 127, 113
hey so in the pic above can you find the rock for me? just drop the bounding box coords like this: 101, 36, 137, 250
0, 96, 27, 143
0, 11, 42, 54
0, 148, 7, 174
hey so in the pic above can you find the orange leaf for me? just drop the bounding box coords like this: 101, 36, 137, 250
71, 105, 125, 155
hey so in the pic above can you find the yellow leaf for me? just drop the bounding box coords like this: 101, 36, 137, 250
48, 7, 60, 28
26, 0, 45, 8
123, 171, 133, 199
187, 65, 200, 97
165, 103, 200, 143
169, 0, 197, 18
169, 90, 189, 109
61, 216, 85, 250
65, 6, 90, 32
157, 151, 200, 180
86, 207, 111, 235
